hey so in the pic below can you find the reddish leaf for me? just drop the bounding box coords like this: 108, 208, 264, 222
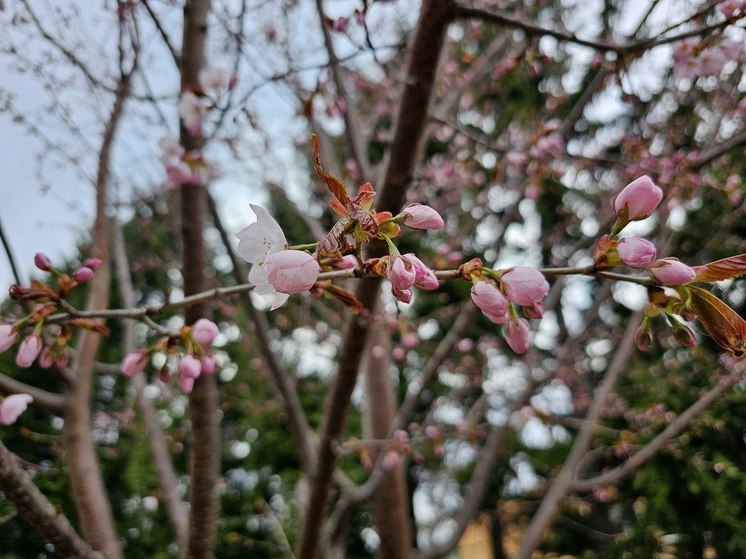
687, 285, 746, 358
311, 134, 350, 207
693, 253, 746, 282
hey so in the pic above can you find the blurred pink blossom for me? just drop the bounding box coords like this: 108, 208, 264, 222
0, 394, 33, 425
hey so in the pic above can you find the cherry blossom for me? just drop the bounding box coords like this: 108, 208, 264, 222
0, 324, 16, 353
191, 318, 219, 346
177, 91, 205, 135
401, 203, 445, 230
198, 67, 231, 93
471, 281, 509, 319
504, 317, 530, 354
34, 252, 53, 271
121, 350, 148, 378
236, 205, 287, 265
648, 258, 697, 286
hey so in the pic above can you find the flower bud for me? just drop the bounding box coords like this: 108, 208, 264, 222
382, 450, 401, 470
179, 354, 202, 380
72, 267, 95, 284
634, 322, 654, 351
648, 258, 696, 286
264, 250, 321, 294
471, 281, 508, 318
121, 351, 148, 378
191, 318, 219, 346
387, 256, 416, 291
0, 324, 17, 353
617, 237, 657, 268
405, 253, 439, 290
393, 287, 413, 304
39, 347, 55, 369
501, 267, 549, 307
524, 302, 544, 319
672, 321, 696, 348
83, 258, 103, 271
613, 176, 663, 221
34, 252, 53, 272
0, 394, 33, 425
178, 373, 196, 394
16, 335, 42, 368
401, 203, 445, 230
332, 255, 358, 270
200, 355, 217, 375
504, 317, 530, 354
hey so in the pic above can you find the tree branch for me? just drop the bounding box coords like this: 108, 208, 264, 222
0, 372, 67, 415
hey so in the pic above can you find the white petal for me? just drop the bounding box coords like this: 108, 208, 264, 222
235, 205, 287, 264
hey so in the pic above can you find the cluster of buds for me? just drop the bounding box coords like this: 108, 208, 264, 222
236, 136, 446, 310
467, 262, 550, 355
2, 253, 106, 369
597, 176, 746, 356
121, 318, 220, 394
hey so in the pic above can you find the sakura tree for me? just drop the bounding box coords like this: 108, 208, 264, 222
0, 1, 745, 558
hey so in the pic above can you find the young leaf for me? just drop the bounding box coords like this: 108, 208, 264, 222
692, 254, 746, 282
311, 134, 351, 208
686, 285, 746, 358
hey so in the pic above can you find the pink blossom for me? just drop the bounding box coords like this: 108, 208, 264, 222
648, 258, 696, 286
0, 324, 16, 353
501, 266, 549, 307
401, 203, 445, 230
617, 237, 657, 268
405, 254, 439, 290
39, 347, 55, 369
166, 161, 196, 188
178, 373, 196, 394
0, 394, 33, 425
121, 351, 148, 378
72, 267, 95, 284
471, 281, 509, 318
388, 256, 416, 291
249, 264, 289, 310
504, 317, 530, 354
180, 354, 202, 380
34, 252, 53, 271
200, 355, 217, 375
613, 176, 663, 221
16, 335, 42, 368
159, 136, 185, 164
191, 318, 219, 346
264, 250, 320, 294
177, 91, 205, 135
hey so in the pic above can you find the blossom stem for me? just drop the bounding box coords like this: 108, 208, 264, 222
287, 242, 318, 251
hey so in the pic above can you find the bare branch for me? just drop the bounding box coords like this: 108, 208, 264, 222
0, 372, 66, 415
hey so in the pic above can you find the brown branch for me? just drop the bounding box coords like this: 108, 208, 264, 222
178, 2, 220, 558
297, 2, 457, 557
0, 372, 67, 415
571, 364, 746, 492
456, 5, 734, 55
140, 0, 181, 68
314, 0, 371, 179
0, 439, 103, 559
0, 212, 23, 286
693, 128, 746, 170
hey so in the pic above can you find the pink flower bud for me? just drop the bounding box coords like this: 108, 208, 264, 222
672, 322, 696, 348
388, 256, 416, 291
634, 323, 653, 351
382, 450, 401, 470
178, 373, 196, 394
180, 354, 202, 379
393, 287, 413, 304
264, 250, 321, 294
501, 266, 549, 307
332, 255, 358, 270
617, 237, 657, 268
504, 318, 530, 354
471, 281, 509, 318
401, 203, 445, 230
0, 324, 17, 353
83, 258, 103, 271
613, 176, 663, 221
121, 351, 148, 378
16, 335, 42, 368
0, 394, 33, 425
191, 318, 219, 346
201, 355, 217, 375
72, 266, 95, 284
34, 252, 53, 271
524, 302, 544, 319
405, 254, 439, 290
648, 258, 696, 286
39, 347, 55, 369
